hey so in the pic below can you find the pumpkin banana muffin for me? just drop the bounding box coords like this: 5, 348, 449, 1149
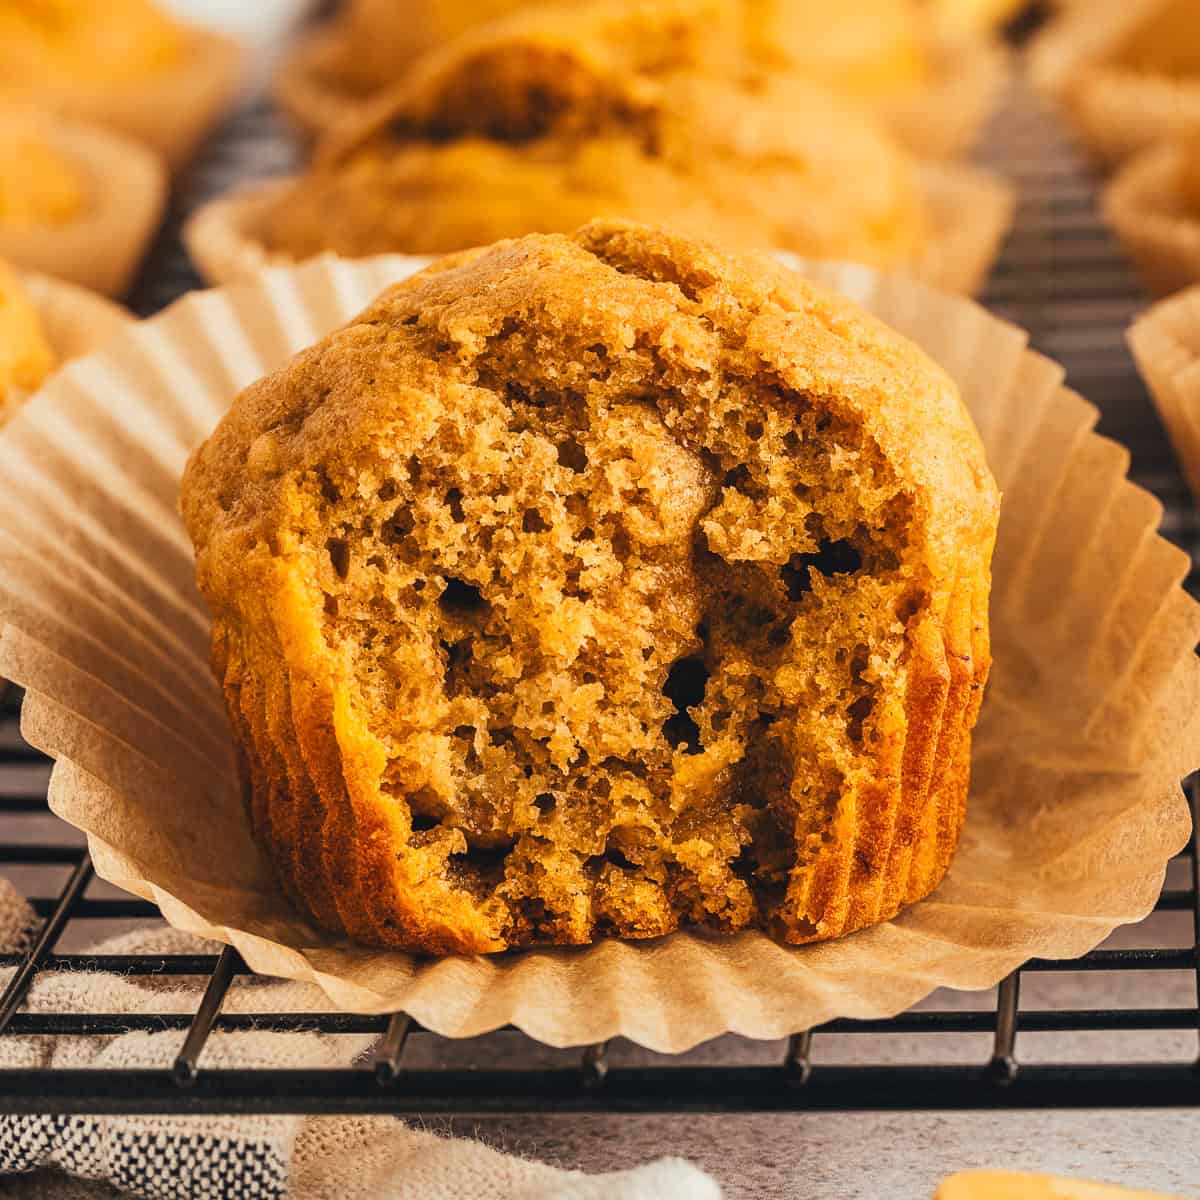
740, 0, 1008, 158
261, 0, 928, 272
0, 0, 239, 170
1032, 0, 1200, 164
181, 220, 999, 954
0, 259, 55, 422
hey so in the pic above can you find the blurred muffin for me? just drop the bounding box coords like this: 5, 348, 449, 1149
1104, 139, 1200, 296
1031, 0, 1200, 165
741, 0, 1009, 158
0, 113, 166, 297
195, 0, 1012, 293
0, 0, 240, 169
0, 259, 55, 421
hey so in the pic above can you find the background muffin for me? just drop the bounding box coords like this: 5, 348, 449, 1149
258, 1, 929, 271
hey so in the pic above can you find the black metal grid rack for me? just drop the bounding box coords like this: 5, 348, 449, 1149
5, 24, 1200, 1116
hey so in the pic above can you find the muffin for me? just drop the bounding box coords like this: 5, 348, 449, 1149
0, 259, 55, 421
936, 1174, 1185, 1200
180, 220, 1000, 954
195, 0, 1012, 295
1031, 0, 1200, 165
0, 0, 240, 169
1104, 139, 1200, 297
0, 113, 166, 297
741, 0, 1009, 158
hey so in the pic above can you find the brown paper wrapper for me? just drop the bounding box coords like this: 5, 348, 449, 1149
1030, 0, 1200, 166
1103, 143, 1200, 298
184, 166, 1015, 298
882, 39, 1010, 161
41, 30, 243, 172
1129, 285, 1200, 498
0, 117, 167, 299
0, 254, 1195, 1050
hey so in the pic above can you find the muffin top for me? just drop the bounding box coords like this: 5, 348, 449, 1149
266, 0, 927, 267
183, 220, 996, 950
0, 259, 54, 421
0, 119, 86, 228
741, 0, 933, 98
0, 0, 185, 88
316, 0, 532, 96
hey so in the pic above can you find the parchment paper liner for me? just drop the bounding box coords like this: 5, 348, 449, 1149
1, 253, 1196, 1052
183, 164, 1014, 297
37, 29, 243, 172
1103, 143, 1200, 299
0, 117, 167, 299
1130, 285, 1200, 498
1030, 0, 1200, 166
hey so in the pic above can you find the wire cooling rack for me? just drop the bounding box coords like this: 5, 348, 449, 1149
4, 50, 1200, 1114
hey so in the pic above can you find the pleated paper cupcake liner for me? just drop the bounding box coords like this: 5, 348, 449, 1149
1130, 285, 1200, 499
881, 39, 1011, 161
42, 29, 243, 172
1103, 144, 1200, 298
0, 253, 1195, 1052
183, 166, 1015, 298
0, 117, 167, 299
1030, 1, 1200, 166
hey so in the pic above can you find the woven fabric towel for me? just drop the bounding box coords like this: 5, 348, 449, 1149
0, 876, 719, 1200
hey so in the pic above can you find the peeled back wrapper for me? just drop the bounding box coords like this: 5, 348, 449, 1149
0, 254, 1196, 1052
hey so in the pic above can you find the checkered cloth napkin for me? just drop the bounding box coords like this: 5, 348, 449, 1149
0, 878, 719, 1200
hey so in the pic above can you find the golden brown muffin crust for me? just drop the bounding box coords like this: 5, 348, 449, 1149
183, 220, 998, 954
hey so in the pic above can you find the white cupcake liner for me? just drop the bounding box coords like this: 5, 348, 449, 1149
0, 253, 1194, 1051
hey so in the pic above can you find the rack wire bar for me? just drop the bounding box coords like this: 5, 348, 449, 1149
0, 852, 92, 1035
173, 946, 241, 1086
2, 1063, 1200, 1117
373, 1014, 413, 1085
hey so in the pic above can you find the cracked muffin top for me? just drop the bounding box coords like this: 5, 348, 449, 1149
182, 220, 998, 954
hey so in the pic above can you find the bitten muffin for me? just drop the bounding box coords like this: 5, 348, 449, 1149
262, 0, 929, 272
1031, 0, 1200, 164
0, 259, 55, 421
181, 221, 999, 954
